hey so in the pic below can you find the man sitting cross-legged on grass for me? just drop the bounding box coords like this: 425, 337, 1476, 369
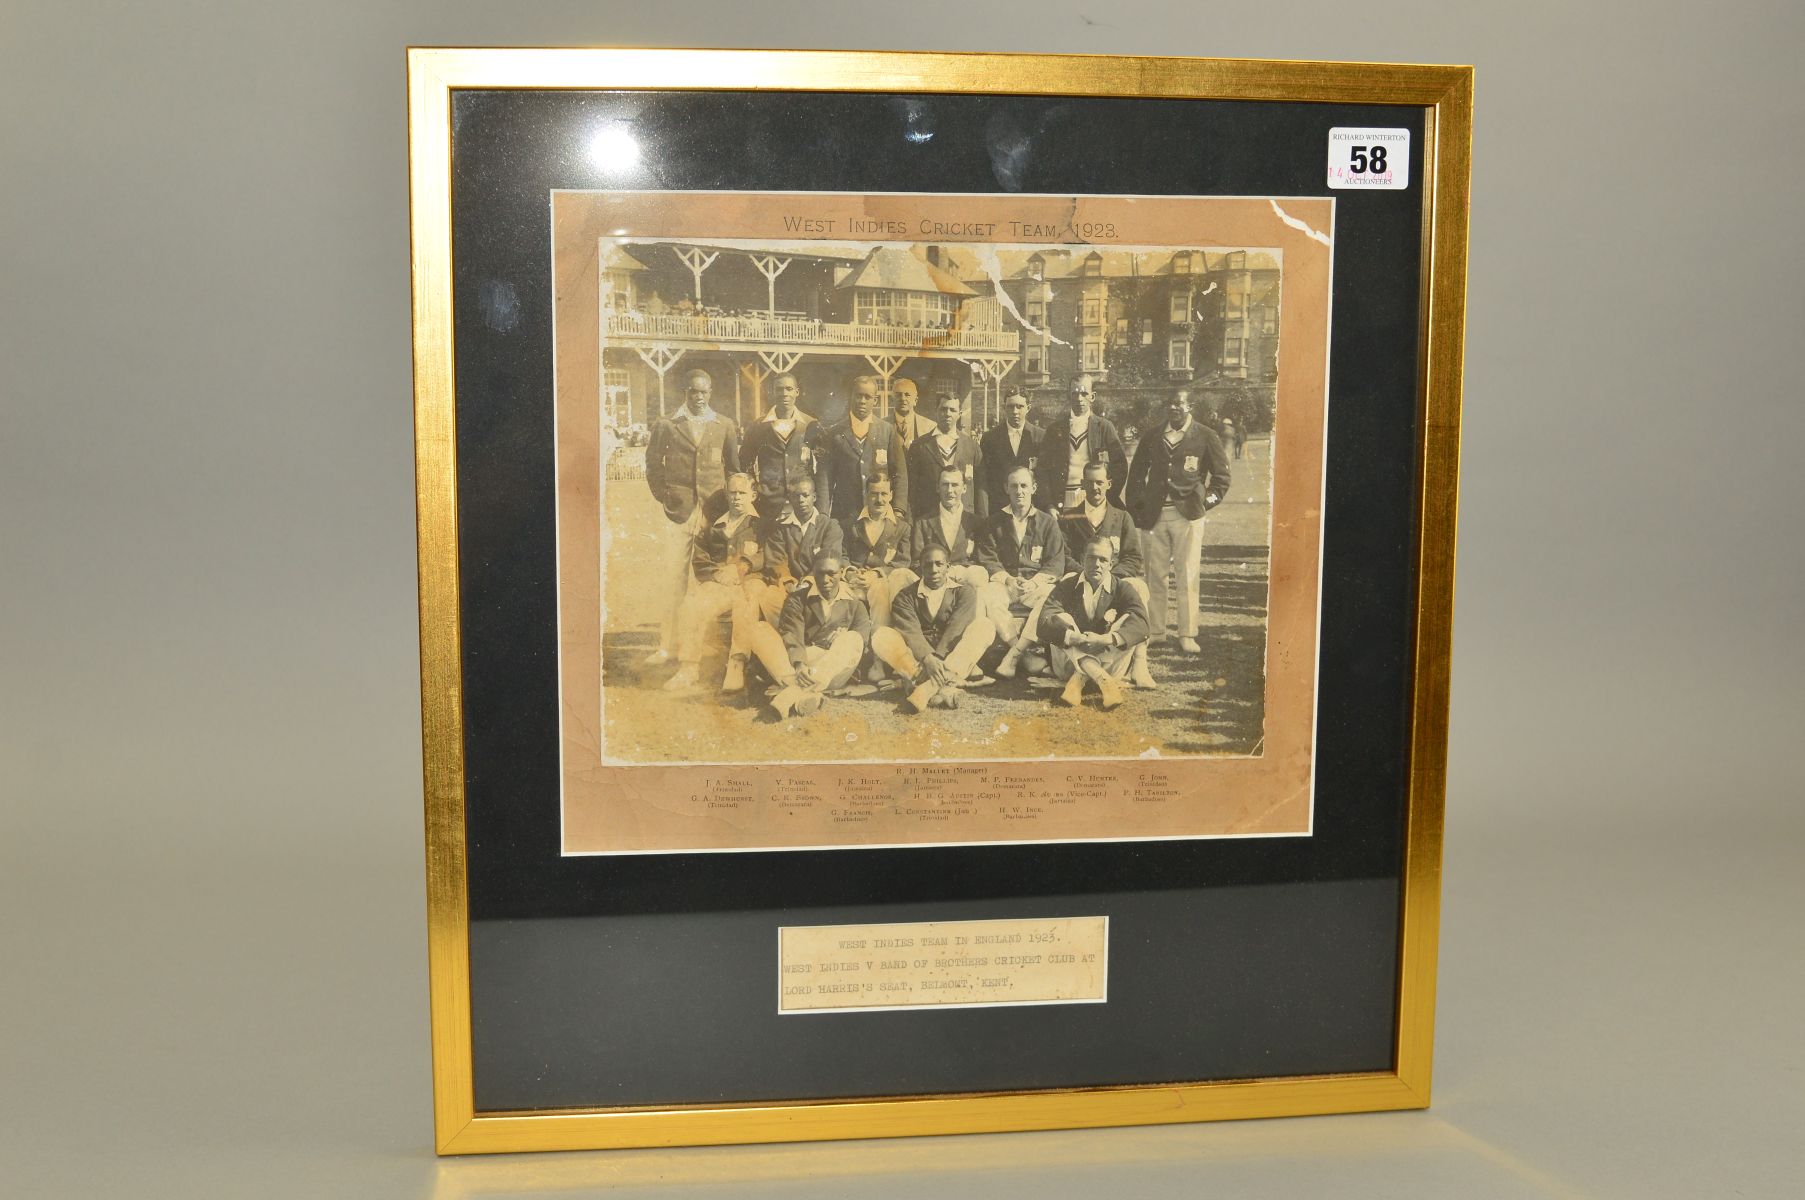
665, 472, 767, 693
976, 465, 1066, 680
1036, 537, 1150, 711
744, 552, 873, 720
841, 476, 912, 629
870, 545, 998, 713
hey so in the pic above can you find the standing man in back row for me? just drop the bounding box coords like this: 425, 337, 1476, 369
642, 367, 740, 666
976, 386, 1043, 516
906, 389, 980, 521
1124, 387, 1230, 655
738, 372, 822, 522
889, 377, 938, 453
821, 374, 909, 524
1036, 373, 1126, 515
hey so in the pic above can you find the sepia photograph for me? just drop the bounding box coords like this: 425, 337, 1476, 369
552, 191, 1331, 851
597, 237, 1280, 763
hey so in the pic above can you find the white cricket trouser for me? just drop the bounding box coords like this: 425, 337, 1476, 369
745, 626, 866, 693
870, 619, 996, 683
1144, 504, 1206, 639
657, 510, 706, 652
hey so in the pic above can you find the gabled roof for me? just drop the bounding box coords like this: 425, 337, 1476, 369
838, 247, 977, 296
599, 244, 651, 272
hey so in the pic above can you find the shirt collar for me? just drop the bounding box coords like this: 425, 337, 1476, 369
801, 576, 850, 603
849, 414, 872, 438
1082, 499, 1109, 523
681, 405, 716, 424
1082, 573, 1115, 606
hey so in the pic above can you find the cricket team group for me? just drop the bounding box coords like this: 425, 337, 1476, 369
634, 366, 1234, 719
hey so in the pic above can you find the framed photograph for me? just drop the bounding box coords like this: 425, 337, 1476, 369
409, 48, 1471, 1154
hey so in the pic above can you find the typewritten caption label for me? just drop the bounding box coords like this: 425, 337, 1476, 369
778, 916, 1109, 1013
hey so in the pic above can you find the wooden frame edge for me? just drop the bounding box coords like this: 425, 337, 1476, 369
408, 47, 1470, 1157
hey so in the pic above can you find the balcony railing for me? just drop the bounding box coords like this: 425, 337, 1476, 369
604, 310, 1020, 354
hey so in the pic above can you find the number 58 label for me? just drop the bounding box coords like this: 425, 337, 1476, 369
1327, 127, 1410, 190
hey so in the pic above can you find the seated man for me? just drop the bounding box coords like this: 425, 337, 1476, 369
841, 476, 912, 628
975, 466, 1066, 679
906, 465, 989, 592
1036, 538, 1150, 711
870, 546, 997, 713
1059, 460, 1157, 688
745, 553, 873, 720
664, 472, 766, 693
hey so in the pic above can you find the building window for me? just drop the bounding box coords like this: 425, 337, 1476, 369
1026, 299, 1044, 324
1082, 298, 1100, 325
1115, 317, 1129, 344
1261, 307, 1277, 334
1169, 288, 1192, 323
1223, 334, 1243, 365
1168, 338, 1190, 370
1082, 254, 1102, 277
1141, 319, 1153, 346
1227, 251, 1246, 270
1226, 292, 1245, 319
1026, 346, 1044, 374
1083, 340, 1101, 371
1173, 253, 1190, 274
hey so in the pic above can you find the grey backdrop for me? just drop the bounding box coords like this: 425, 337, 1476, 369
3, 2, 1799, 1197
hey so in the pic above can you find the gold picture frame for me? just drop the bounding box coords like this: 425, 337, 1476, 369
409, 46, 1470, 1156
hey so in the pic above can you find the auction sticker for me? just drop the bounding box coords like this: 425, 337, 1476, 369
1327, 127, 1410, 190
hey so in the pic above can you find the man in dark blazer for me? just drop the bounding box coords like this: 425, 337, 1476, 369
905, 389, 982, 520
1123, 387, 1231, 654
1061, 460, 1157, 687
976, 466, 1066, 678
869, 545, 998, 712
663, 471, 764, 694
738, 372, 824, 522
907, 465, 988, 589
643, 368, 740, 663
1035, 373, 1127, 515
745, 553, 873, 720
975, 387, 1044, 516
842, 476, 911, 628
820, 375, 909, 524
1037, 538, 1150, 710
